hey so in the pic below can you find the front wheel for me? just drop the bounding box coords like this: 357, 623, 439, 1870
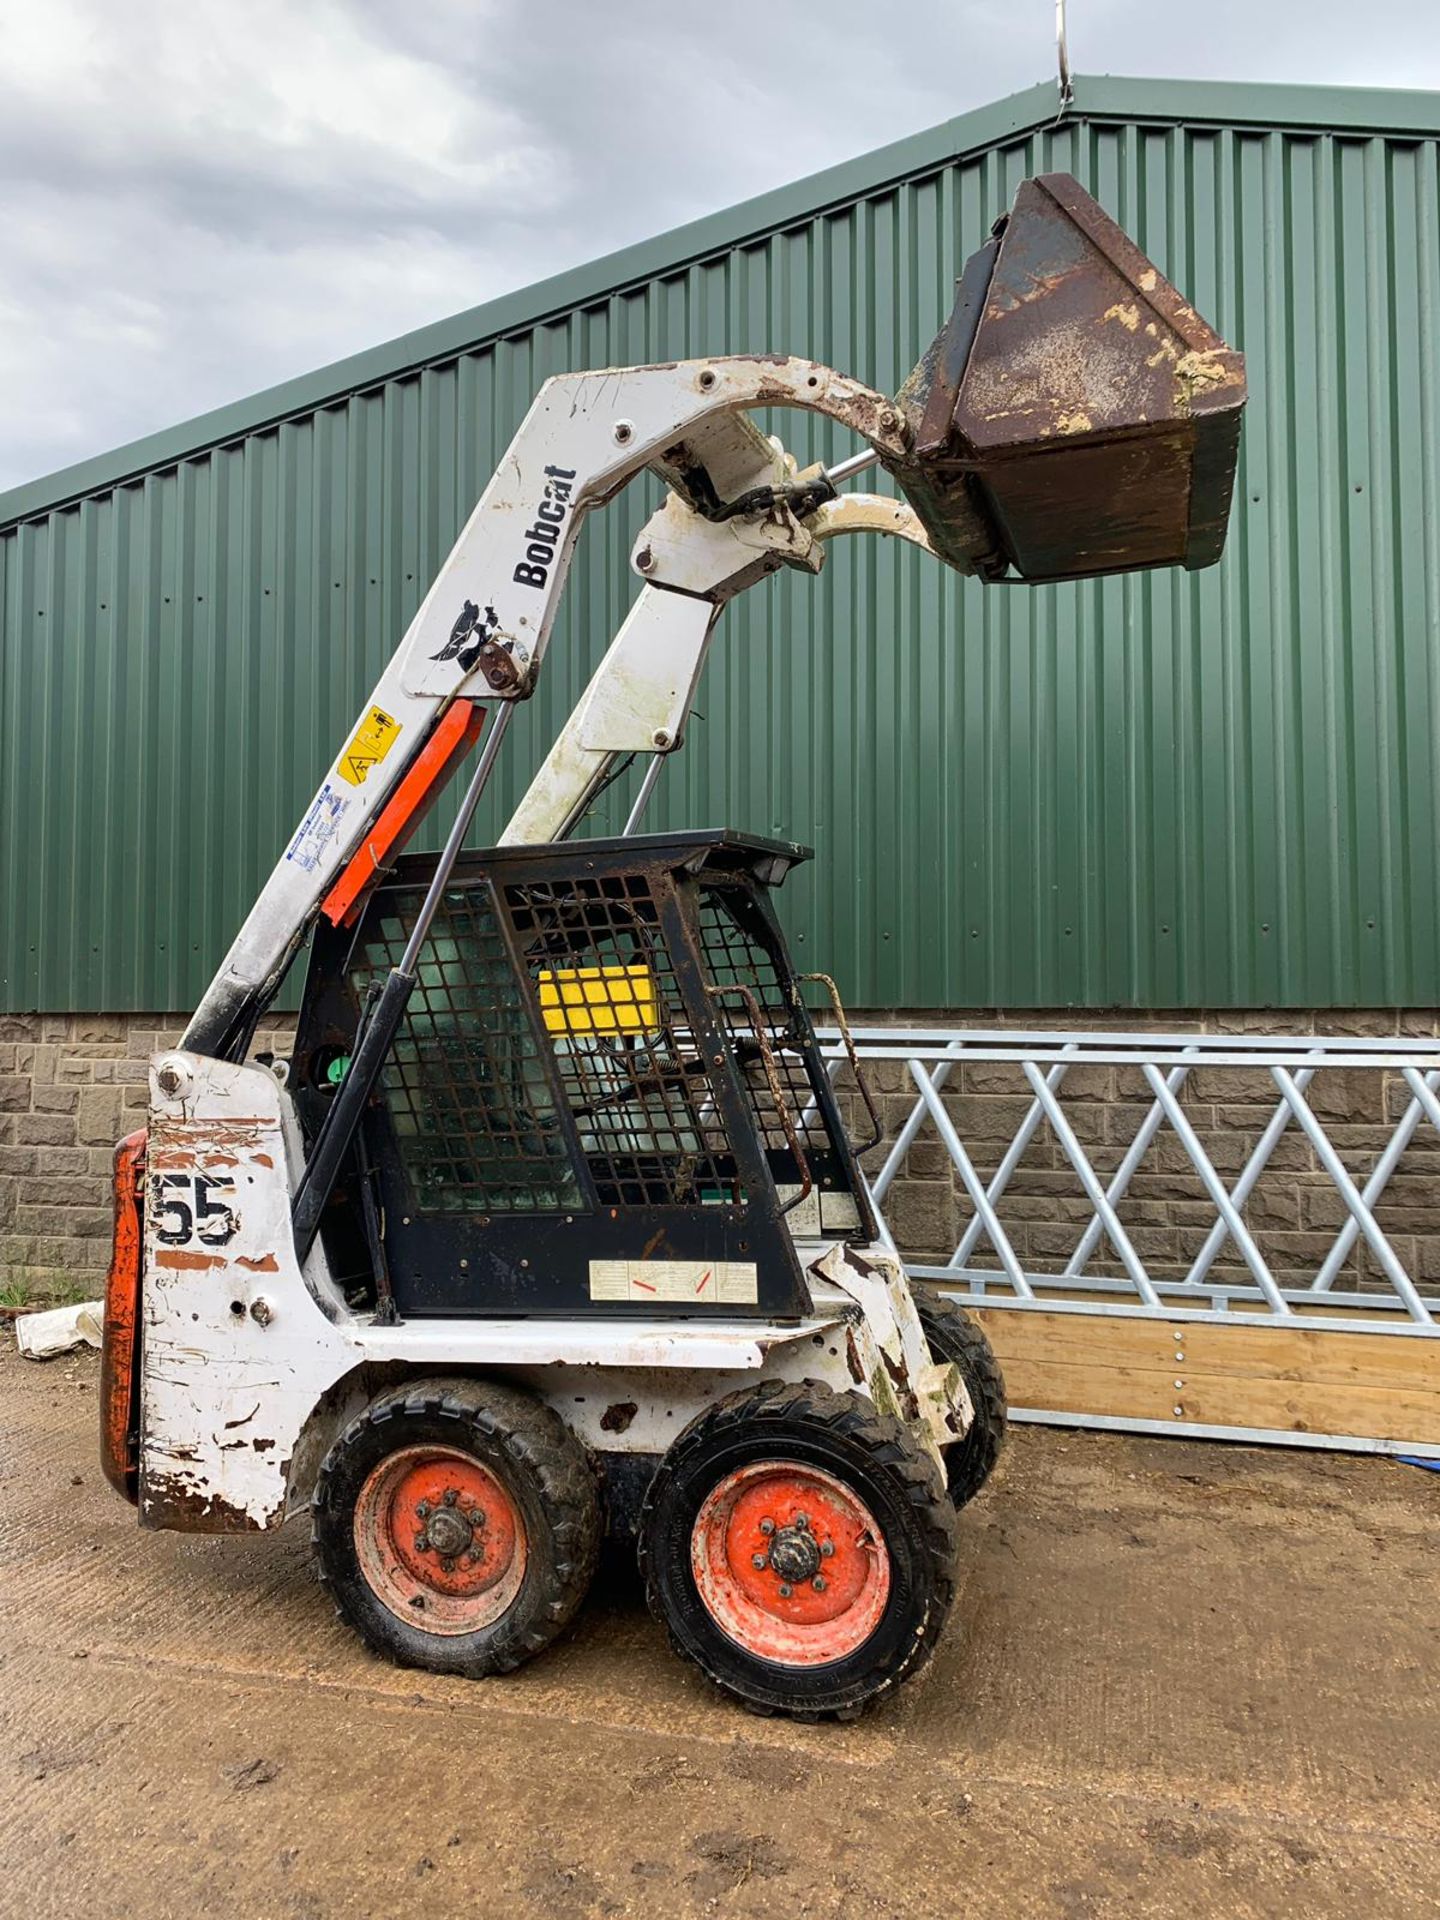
312, 1376, 601, 1678
639, 1380, 957, 1720
913, 1287, 1007, 1508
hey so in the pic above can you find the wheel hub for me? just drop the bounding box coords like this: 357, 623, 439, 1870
420, 1496, 482, 1561
765, 1519, 821, 1585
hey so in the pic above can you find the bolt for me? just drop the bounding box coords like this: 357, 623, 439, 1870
777, 1584, 792, 1599
441, 1557, 456, 1573
249, 1297, 273, 1328
443, 1488, 458, 1506
752, 1554, 767, 1571
759, 1518, 775, 1535
156, 1063, 185, 1097
417, 1501, 431, 1519
698, 368, 717, 391
613, 419, 634, 445
878, 406, 899, 432
820, 1540, 835, 1558
414, 1532, 430, 1552
794, 1513, 810, 1531
652, 729, 670, 748
466, 1550, 481, 1565
636, 546, 655, 573
1173, 1404, 1184, 1417
468, 1510, 484, 1528
812, 1576, 827, 1593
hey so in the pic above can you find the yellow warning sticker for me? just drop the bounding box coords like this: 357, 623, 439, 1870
538, 964, 659, 1037
337, 705, 402, 787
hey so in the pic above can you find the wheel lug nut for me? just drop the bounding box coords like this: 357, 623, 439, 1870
813, 1575, 827, 1593
443, 1488, 459, 1507
777, 1583, 793, 1599
466, 1550, 480, 1565
441, 1556, 456, 1573
416, 1501, 431, 1519
795, 1513, 810, 1530
752, 1553, 767, 1571
468, 1510, 484, 1528
759, 1518, 775, 1535
820, 1540, 835, 1557
414, 1533, 430, 1552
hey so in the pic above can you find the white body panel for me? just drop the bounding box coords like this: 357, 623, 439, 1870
139, 1052, 970, 1532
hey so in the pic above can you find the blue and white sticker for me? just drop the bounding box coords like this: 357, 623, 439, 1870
285, 781, 350, 875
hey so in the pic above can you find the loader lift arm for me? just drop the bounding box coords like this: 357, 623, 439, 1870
184, 353, 914, 1066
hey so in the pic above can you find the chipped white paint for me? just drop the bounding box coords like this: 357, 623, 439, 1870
140, 1052, 967, 1531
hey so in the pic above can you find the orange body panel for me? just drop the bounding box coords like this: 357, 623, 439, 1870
320, 700, 485, 928
100, 1129, 147, 1503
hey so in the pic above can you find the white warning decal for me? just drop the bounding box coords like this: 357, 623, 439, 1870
777, 1187, 863, 1236
588, 1261, 758, 1305
285, 781, 350, 875
820, 1190, 862, 1233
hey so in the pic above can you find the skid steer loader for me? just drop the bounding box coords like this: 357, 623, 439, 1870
99, 175, 1244, 1718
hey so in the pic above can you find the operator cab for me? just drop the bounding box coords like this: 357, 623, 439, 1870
293, 831, 879, 1321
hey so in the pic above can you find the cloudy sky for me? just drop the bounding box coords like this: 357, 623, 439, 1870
2, 0, 1437, 494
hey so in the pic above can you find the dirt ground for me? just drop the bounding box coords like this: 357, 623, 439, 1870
1, 1340, 1437, 1920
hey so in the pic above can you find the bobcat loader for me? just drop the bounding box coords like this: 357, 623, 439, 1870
99, 176, 1244, 1718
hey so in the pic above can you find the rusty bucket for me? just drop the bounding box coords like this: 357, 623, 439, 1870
892, 173, 1246, 583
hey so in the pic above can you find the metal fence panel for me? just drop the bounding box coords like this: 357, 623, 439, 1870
819, 1023, 1440, 1456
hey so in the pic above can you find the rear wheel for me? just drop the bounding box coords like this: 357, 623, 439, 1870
312, 1376, 600, 1677
913, 1287, 1007, 1507
639, 1380, 956, 1719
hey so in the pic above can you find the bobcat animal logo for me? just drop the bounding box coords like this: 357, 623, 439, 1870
433, 600, 501, 674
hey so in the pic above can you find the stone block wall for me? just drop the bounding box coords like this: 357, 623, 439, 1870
0, 1014, 295, 1300
1, 1006, 1436, 1302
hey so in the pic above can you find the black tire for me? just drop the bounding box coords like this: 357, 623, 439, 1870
639, 1380, 957, 1720
312, 1376, 600, 1678
912, 1287, 1007, 1508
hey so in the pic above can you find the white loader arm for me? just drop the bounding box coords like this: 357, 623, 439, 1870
184, 355, 910, 1057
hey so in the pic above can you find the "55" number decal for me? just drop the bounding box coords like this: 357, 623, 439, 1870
151, 1172, 239, 1248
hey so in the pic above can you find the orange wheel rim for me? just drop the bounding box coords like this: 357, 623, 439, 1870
354, 1445, 526, 1635
691, 1461, 891, 1665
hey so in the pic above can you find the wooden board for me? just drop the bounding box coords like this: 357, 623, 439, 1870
966, 1306, 1440, 1445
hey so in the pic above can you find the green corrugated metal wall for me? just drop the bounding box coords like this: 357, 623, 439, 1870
3, 76, 1439, 1014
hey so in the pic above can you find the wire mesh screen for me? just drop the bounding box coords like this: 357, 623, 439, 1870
503, 872, 739, 1209
355, 886, 582, 1214
695, 888, 830, 1157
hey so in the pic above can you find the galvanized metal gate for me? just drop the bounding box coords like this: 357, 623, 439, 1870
817, 1028, 1440, 1458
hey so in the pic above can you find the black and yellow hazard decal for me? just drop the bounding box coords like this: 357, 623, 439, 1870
338, 705, 402, 787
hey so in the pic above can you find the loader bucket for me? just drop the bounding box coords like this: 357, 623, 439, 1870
891, 173, 1246, 583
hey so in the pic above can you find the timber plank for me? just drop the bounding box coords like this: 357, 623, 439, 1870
966, 1306, 1440, 1443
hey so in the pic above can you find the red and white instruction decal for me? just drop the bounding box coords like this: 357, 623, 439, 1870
588, 1261, 758, 1305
